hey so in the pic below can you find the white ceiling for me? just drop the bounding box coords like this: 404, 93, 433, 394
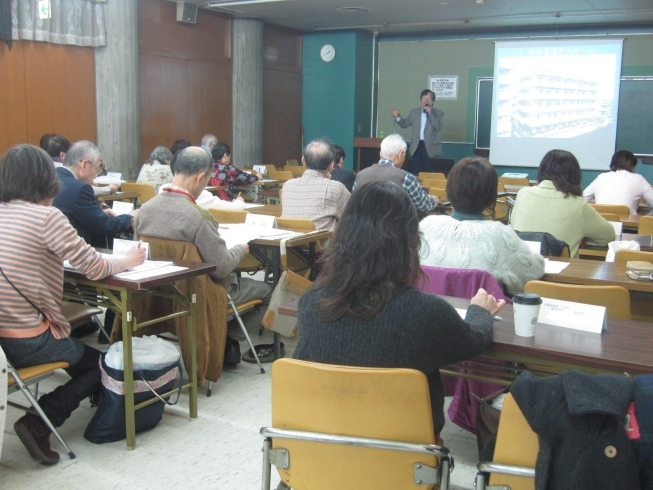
189, 0, 653, 35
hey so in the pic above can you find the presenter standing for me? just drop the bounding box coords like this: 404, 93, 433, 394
391, 89, 444, 174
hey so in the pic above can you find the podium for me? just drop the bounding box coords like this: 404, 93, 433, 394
354, 137, 382, 172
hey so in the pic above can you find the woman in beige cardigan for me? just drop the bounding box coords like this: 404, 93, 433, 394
510, 150, 615, 258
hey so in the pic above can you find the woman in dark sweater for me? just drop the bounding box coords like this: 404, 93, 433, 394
293, 181, 505, 436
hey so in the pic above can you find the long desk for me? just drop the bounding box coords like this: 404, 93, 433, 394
98, 191, 139, 206
278, 295, 653, 378
63, 260, 216, 449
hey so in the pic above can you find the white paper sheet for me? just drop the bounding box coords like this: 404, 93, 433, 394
111, 201, 134, 216
544, 259, 570, 274
114, 265, 187, 281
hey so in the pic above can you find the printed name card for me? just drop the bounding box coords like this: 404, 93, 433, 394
538, 297, 606, 333
245, 213, 275, 228
253, 165, 267, 175
111, 201, 134, 216
107, 172, 123, 180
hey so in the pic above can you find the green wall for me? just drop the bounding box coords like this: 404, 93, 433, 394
302, 31, 373, 171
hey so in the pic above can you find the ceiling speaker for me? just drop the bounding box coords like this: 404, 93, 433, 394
177, 1, 198, 24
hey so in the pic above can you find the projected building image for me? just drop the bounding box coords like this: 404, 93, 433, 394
499, 69, 610, 138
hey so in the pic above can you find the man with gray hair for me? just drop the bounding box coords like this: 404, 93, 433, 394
137, 147, 272, 365
281, 139, 350, 232
354, 134, 440, 212
200, 133, 219, 149
53, 140, 136, 248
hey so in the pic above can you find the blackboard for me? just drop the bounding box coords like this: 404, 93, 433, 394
474, 77, 653, 155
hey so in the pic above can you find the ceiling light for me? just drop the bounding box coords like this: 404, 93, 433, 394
206, 0, 287, 8
335, 7, 370, 13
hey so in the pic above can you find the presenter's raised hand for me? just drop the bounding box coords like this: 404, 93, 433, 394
391, 108, 400, 118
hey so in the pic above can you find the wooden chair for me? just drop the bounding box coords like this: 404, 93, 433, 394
615, 249, 653, 264
429, 187, 447, 200
261, 358, 453, 490
264, 164, 278, 175
419, 171, 446, 181
283, 165, 305, 178
590, 203, 630, 216
207, 208, 249, 224
275, 217, 316, 233
4, 345, 76, 459
476, 392, 537, 490
638, 215, 653, 235
422, 177, 447, 189
524, 280, 630, 320
268, 170, 294, 185
599, 212, 620, 222
121, 182, 156, 206
285, 159, 300, 166
498, 177, 530, 188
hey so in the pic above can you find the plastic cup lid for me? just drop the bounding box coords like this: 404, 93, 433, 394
512, 293, 542, 305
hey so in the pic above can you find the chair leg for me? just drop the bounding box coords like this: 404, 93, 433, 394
9, 371, 76, 459
227, 295, 265, 374
206, 380, 212, 397
95, 314, 111, 342
262, 437, 272, 490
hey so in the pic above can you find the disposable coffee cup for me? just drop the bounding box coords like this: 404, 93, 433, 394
512, 293, 542, 337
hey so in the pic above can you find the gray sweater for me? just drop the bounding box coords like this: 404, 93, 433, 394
136, 191, 246, 287
294, 286, 494, 433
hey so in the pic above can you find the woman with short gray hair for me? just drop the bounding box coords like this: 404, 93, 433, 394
136, 146, 174, 193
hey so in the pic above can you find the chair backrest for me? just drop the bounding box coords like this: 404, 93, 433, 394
429, 187, 447, 200
422, 177, 447, 189
121, 182, 157, 205
269, 170, 294, 183
590, 203, 630, 215
488, 392, 538, 490
139, 236, 228, 383
264, 164, 278, 175
524, 280, 630, 319
614, 249, 653, 264
286, 159, 300, 166
275, 217, 316, 232
419, 172, 446, 181
283, 165, 306, 177
498, 177, 530, 188
207, 208, 249, 224
418, 265, 508, 302
271, 358, 439, 490
599, 212, 620, 222
638, 215, 653, 235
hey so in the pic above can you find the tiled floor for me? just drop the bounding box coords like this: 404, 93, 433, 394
0, 327, 480, 490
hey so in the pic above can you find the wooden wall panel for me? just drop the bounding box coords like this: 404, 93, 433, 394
0, 43, 28, 153
188, 60, 232, 147
139, 53, 189, 163
263, 25, 303, 166
138, 0, 231, 64
23, 42, 96, 146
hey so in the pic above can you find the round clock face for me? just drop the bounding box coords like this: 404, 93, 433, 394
320, 44, 336, 62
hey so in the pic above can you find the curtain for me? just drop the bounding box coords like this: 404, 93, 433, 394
12, 0, 106, 47
0, 0, 11, 49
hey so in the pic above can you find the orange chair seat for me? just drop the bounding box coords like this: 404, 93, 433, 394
8, 362, 70, 387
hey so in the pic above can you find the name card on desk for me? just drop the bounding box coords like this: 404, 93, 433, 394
253, 165, 267, 175
538, 297, 607, 333
245, 213, 275, 228
111, 201, 134, 216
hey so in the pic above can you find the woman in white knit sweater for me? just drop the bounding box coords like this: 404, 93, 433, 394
420, 157, 544, 295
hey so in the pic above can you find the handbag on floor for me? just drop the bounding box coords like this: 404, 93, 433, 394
84, 340, 183, 444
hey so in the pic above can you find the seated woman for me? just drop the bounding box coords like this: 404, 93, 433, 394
583, 150, 653, 215
510, 149, 615, 258
0, 145, 145, 465
137, 146, 174, 193
293, 181, 505, 438
210, 142, 262, 201
420, 157, 544, 295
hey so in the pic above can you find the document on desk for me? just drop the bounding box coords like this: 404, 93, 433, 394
94, 175, 125, 185
218, 224, 300, 249
111, 201, 134, 216
544, 259, 570, 274
114, 265, 187, 280
243, 203, 264, 209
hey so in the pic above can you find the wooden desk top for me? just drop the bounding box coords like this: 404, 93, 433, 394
250, 230, 331, 247
64, 260, 216, 290
98, 191, 139, 202
278, 295, 653, 375
543, 257, 653, 293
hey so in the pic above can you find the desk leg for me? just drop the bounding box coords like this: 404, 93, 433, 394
269, 249, 282, 360
187, 277, 198, 420
120, 290, 136, 449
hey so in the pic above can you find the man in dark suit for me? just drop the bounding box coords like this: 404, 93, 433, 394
391, 89, 444, 175
330, 144, 355, 192
53, 140, 135, 248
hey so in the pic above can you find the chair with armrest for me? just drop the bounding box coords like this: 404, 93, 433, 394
285, 159, 300, 167
429, 187, 447, 200
264, 165, 278, 175
207, 208, 266, 273
422, 178, 447, 189
261, 358, 453, 490
121, 182, 156, 206
475, 392, 537, 490
615, 249, 653, 264
283, 165, 305, 178
614, 249, 653, 321
524, 281, 630, 320
3, 345, 76, 460
638, 215, 653, 235
590, 203, 630, 215
599, 212, 620, 222
498, 177, 530, 188
269, 170, 294, 185
419, 171, 446, 182
275, 218, 319, 277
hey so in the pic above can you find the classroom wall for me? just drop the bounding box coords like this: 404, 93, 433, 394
0, 41, 97, 155
302, 31, 373, 171
376, 28, 653, 186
